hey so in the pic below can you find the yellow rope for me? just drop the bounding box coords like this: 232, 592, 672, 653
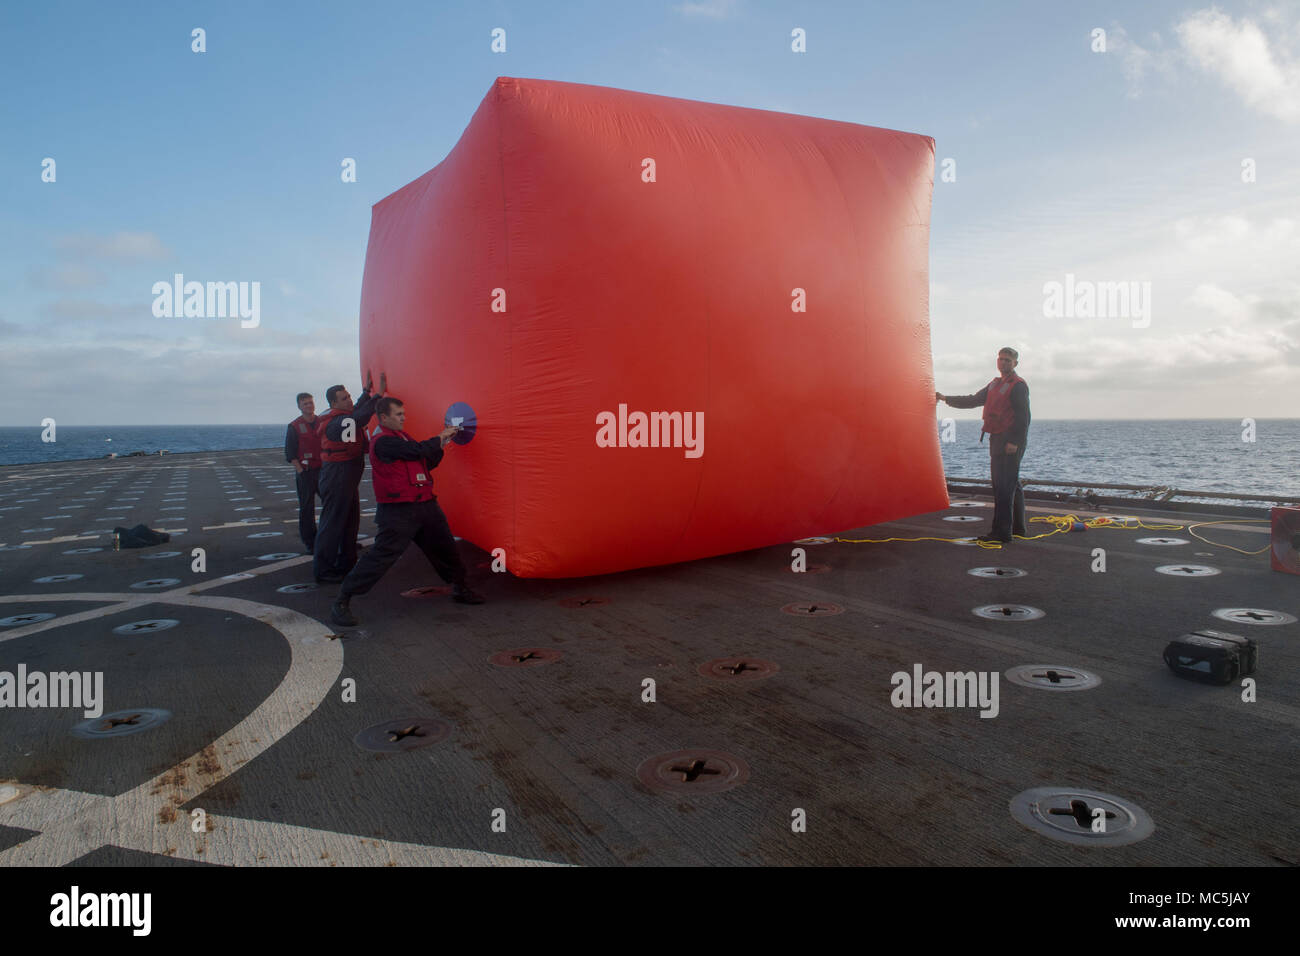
836, 513, 1186, 549
834, 533, 997, 545
834, 512, 1272, 554
1186, 519, 1271, 556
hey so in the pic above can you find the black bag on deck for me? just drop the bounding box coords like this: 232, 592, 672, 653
113, 524, 171, 549
1163, 630, 1257, 685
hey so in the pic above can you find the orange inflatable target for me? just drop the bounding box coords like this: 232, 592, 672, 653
359, 77, 947, 578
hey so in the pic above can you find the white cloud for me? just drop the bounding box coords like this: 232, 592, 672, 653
1101, 10, 1300, 116
38, 299, 143, 323
1189, 283, 1252, 324
1169, 216, 1300, 283
674, 0, 739, 20
1177, 8, 1300, 122
1106, 24, 1177, 98
1173, 214, 1251, 252
1012, 279, 1300, 396
5, 333, 360, 425
27, 264, 107, 290
55, 231, 170, 260
1033, 321, 1290, 388
933, 187, 1300, 416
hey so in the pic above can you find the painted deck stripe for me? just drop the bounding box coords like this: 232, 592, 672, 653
0, 590, 556, 867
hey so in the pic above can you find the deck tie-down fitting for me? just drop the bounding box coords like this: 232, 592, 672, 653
1049, 799, 1117, 829
1031, 670, 1075, 684
670, 759, 721, 783
387, 725, 425, 743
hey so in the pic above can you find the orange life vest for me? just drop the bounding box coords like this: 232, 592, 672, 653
981, 374, 1026, 441
369, 425, 435, 503
290, 415, 322, 469
317, 407, 370, 462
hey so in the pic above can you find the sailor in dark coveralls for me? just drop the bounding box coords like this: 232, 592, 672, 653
330, 395, 485, 627
936, 347, 1031, 543
284, 392, 322, 553
313, 376, 381, 582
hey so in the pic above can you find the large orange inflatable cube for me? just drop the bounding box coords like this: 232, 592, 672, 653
360, 77, 947, 578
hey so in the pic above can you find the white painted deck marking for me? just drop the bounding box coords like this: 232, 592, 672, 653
0, 576, 556, 867
0, 785, 553, 866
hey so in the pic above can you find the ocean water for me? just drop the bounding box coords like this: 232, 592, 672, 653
0, 426, 285, 466
938, 419, 1299, 501
1, 421, 1296, 501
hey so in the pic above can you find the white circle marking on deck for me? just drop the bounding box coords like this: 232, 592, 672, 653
0, 581, 555, 866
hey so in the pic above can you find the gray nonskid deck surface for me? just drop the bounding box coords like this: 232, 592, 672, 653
0, 449, 1295, 866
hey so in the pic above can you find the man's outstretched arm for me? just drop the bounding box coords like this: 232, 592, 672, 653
350, 389, 381, 428
323, 389, 374, 441
939, 385, 990, 409
372, 433, 446, 468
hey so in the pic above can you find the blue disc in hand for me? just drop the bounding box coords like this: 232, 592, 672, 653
444, 402, 477, 445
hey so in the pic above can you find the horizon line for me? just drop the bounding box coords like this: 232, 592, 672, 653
2, 417, 1297, 429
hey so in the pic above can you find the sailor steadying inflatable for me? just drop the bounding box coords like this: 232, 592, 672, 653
936, 347, 1031, 543
330, 394, 485, 627
313, 375, 381, 582
285, 392, 321, 554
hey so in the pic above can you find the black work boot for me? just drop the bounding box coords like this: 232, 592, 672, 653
452, 583, 485, 605
331, 594, 359, 627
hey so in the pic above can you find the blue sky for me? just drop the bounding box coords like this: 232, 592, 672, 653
2, 0, 1298, 424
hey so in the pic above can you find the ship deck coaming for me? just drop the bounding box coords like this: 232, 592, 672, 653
0, 449, 1295, 867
